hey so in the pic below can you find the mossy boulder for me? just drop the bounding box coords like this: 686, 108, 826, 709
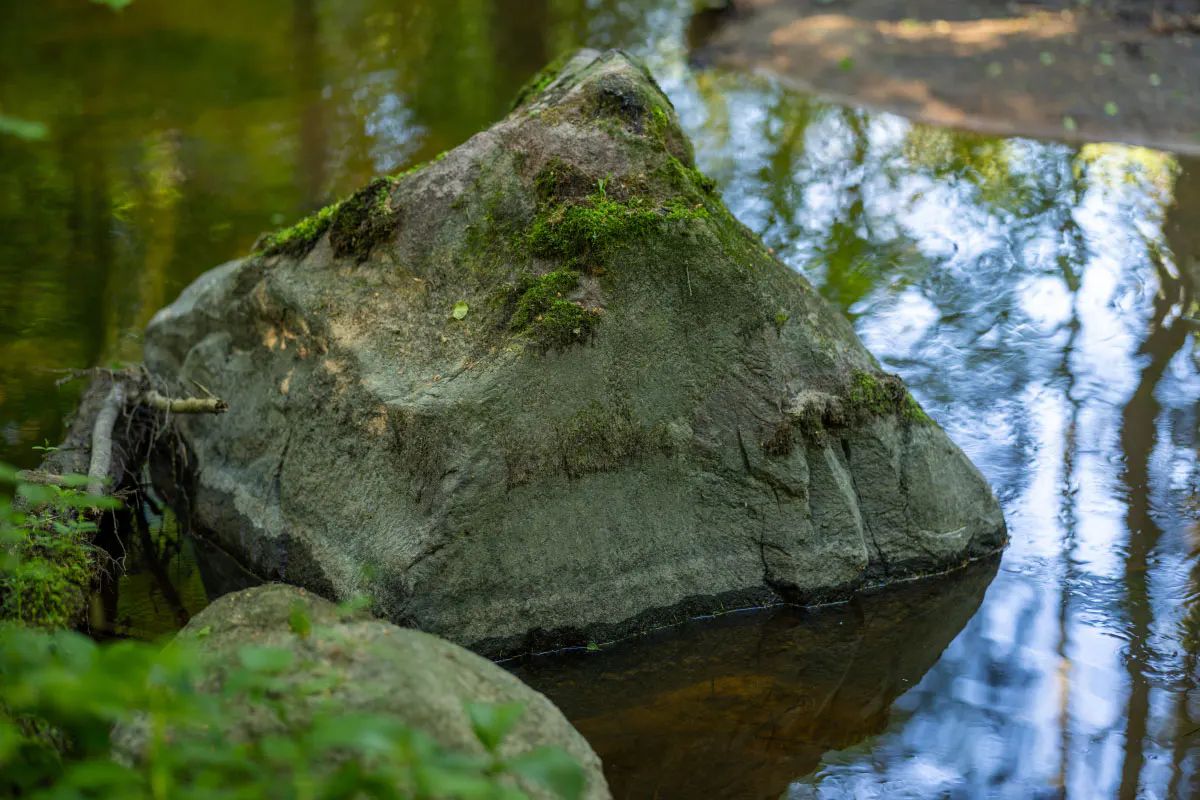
144, 49, 1006, 657
111, 584, 610, 799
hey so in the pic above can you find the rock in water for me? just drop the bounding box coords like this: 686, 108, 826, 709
145, 49, 1006, 657
111, 585, 611, 800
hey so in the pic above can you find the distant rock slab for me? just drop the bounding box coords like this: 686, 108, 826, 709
144, 49, 1006, 657
689, 0, 1200, 157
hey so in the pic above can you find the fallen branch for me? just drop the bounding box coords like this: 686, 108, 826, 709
138, 390, 228, 415
88, 383, 126, 497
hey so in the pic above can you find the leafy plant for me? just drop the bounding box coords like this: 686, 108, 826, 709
0, 466, 586, 799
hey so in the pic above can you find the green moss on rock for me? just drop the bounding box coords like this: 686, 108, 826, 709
845, 370, 936, 425
329, 177, 402, 261
528, 192, 660, 266
256, 203, 340, 259
1, 524, 97, 629
503, 269, 601, 348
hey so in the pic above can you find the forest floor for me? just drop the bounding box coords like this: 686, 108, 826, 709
692, 0, 1200, 155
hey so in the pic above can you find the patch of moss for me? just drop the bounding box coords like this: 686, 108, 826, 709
528, 191, 660, 266
510, 269, 580, 328
533, 157, 596, 203
256, 203, 340, 259
329, 177, 402, 261
664, 196, 710, 221
503, 269, 601, 348
554, 401, 671, 480
902, 392, 933, 424
845, 370, 934, 426
0, 525, 96, 629
658, 155, 716, 198
847, 370, 907, 416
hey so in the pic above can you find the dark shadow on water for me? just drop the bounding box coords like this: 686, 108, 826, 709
511, 558, 999, 800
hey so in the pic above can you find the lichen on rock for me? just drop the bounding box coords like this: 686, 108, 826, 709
144, 49, 1007, 658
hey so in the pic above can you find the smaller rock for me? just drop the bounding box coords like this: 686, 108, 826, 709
112, 584, 610, 800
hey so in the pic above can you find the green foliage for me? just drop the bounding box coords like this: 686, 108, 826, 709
452, 301, 470, 321
287, 603, 312, 639
0, 471, 116, 629
0, 116, 47, 141
0, 468, 585, 800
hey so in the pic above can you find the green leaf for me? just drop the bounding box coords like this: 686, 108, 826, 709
465, 702, 526, 752
506, 748, 585, 800
452, 301, 470, 320
585, 642, 599, 652
1104, 102, 1119, 117
1062, 116, 1078, 132
236, 646, 295, 674
289, 604, 312, 639
0, 115, 47, 141
413, 764, 512, 799
837, 57, 855, 72
306, 713, 408, 756
1039, 51, 1054, 66
195, 625, 213, 640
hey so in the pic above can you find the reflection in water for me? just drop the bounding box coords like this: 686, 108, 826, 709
511, 560, 997, 800
3, 1, 1200, 797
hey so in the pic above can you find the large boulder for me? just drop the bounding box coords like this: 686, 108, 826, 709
145, 49, 1006, 657
113, 584, 611, 800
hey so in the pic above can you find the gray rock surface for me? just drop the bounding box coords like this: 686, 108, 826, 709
145, 49, 1006, 657
113, 584, 611, 800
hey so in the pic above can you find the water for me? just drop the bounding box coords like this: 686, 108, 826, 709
2, 1, 1199, 797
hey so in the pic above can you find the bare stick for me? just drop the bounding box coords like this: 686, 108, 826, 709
138, 390, 228, 414
88, 383, 126, 497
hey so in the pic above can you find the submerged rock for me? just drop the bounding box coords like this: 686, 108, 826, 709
144, 49, 1006, 657
113, 584, 611, 800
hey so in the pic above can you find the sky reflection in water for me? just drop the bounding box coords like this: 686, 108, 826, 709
1, 1, 1199, 797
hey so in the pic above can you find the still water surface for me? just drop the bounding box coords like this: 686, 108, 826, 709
2, 1, 1199, 797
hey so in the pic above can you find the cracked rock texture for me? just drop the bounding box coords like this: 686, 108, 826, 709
144, 49, 1006, 657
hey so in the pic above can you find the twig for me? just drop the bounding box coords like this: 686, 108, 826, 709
138, 390, 228, 414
